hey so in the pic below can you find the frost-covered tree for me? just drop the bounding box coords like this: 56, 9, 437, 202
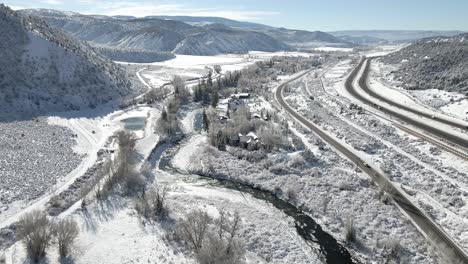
17, 210, 53, 263
202, 108, 210, 132
53, 218, 79, 259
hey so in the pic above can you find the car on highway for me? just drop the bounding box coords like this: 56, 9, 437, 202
363, 162, 371, 168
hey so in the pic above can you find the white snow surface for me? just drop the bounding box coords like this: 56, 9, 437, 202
313, 47, 353, 52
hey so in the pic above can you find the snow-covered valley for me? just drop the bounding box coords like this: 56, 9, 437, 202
1, 4, 468, 262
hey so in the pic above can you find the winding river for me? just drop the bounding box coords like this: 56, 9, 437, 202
157, 139, 357, 264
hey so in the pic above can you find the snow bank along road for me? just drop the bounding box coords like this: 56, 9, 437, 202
348, 58, 468, 153
275, 70, 468, 263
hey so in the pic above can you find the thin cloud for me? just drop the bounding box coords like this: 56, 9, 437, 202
5, 0, 279, 21
8, 5, 28, 10
40, 0, 63, 5
91, 1, 278, 21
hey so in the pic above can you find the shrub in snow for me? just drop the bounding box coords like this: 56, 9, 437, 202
289, 155, 305, 168
135, 186, 168, 220
0, 252, 5, 264
228, 148, 267, 162
53, 218, 79, 259
16, 210, 53, 263
344, 217, 356, 243
176, 210, 245, 264
286, 188, 297, 202
381, 238, 401, 262
269, 164, 292, 175
338, 181, 353, 191
301, 149, 318, 164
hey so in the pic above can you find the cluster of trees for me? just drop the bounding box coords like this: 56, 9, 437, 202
155, 99, 182, 140
175, 209, 245, 264
193, 71, 241, 107
173, 75, 190, 104
134, 185, 168, 221
16, 210, 79, 263
205, 104, 290, 152
192, 55, 321, 110
93, 130, 144, 200
153, 75, 195, 139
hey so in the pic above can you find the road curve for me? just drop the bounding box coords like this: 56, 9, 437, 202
347, 59, 468, 151
358, 59, 468, 131
274, 71, 468, 263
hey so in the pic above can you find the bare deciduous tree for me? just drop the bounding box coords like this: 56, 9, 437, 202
16, 210, 53, 263
177, 210, 212, 251
53, 218, 79, 258
197, 210, 245, 264
176, 209, 245, 264
135, 186, 168, 220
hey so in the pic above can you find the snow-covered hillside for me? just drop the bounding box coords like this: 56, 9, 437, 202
0, 5, 133, 120
19, 9, 291, 56
381, 33, 468, 96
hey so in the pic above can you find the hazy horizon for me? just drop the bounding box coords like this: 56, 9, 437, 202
3, 0, 468, 32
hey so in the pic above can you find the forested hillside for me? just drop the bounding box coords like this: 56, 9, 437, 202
382, 33, 468, 95
0, 5, 133, 120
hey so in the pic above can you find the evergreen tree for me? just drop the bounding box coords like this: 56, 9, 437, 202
202, 108, 209, 132
216, 130, 226, 151
161, 108, 168, 122
211, 87, 219, 108
207, 70, 213, 87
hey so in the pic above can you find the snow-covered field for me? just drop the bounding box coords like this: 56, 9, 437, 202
131, 54, 258, 91
119, 54, 248, 69
0, 119, 81, 217
314, 47, 354, 52
249, 51, 317, 58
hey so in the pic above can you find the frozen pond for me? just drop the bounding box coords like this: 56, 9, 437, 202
121, 117, 146, 131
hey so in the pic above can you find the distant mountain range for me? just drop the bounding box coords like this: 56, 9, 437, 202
19, 9, 353, 56
0, 5, 133, 119
329, 30, 465, 45
381, 33, 468, 95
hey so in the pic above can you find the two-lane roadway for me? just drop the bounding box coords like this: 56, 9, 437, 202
275, 69, 468, 264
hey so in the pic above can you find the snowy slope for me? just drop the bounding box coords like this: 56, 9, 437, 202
381, 33, 468, 96
0, 5, 133, 120
20, 9, 291, 56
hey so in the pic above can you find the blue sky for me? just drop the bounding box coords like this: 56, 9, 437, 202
4, 0, 468, 31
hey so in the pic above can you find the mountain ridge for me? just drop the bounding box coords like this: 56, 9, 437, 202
381, 33, 468, 95
0, 5, 133, 120
19, 8, 353, 56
